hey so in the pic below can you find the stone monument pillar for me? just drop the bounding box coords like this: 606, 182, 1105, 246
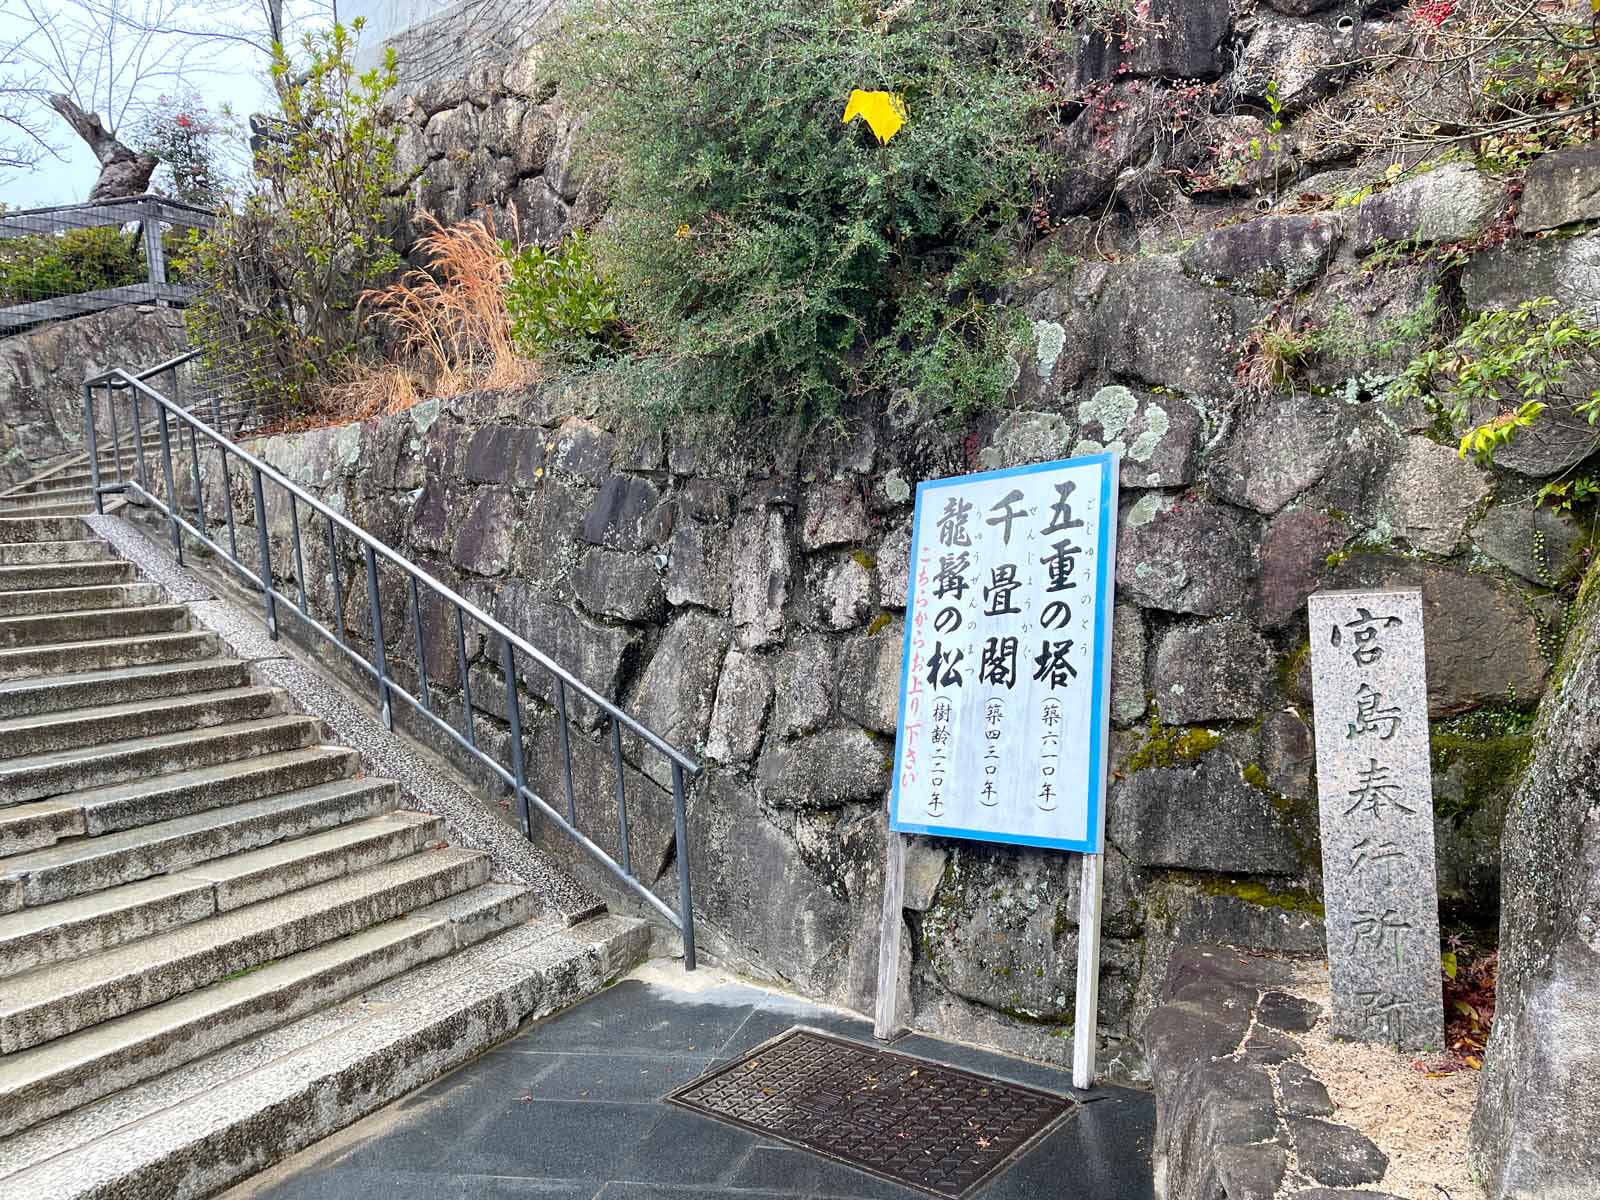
1308, 589, 1444, 1052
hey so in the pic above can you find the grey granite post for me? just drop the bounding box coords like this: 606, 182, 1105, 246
1308, 588, 1444, 1052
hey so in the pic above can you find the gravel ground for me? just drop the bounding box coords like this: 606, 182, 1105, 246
1286, 964, 1486, 1200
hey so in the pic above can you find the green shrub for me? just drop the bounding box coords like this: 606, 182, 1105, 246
0, 227, 143, 305
505, 230, 620, 357
552, 0, 1049, 425
1389, 298, 1600, 464
178, 20, 401, 412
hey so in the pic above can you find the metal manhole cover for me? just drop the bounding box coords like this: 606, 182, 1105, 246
665, 1027, 1076, 1198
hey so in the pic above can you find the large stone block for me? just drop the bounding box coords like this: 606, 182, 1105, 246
1472, 502, 1587, 586
1151, 620, 1275, 724
799, 482, 869, 551
921, 844, 1142, 1025
839, 625, 904, 736
1209, 394, 1346, 515
704, 650, 775, 766
570, 548, 667, 624
665, 519, 730, 612
461, 425, 544, 487
1516, 144, 1600, 232
1350, 162, 1507, 252
489, 581, 643, 709
1332, 555, 1548, 715
771, 638, 836, 740
1182, 213, 1342, 295
1074, 0, 1233, 81
1252, 507, 1348, 630
1093, 258, 1264, 396
626, 611, 731, 766
1235, 17, 1345, 112
1118, 494, 1259, 616
580, 476, 669, 551
1462, 230, 1600, 324
1472, 586, 1600, 1198
450, 487, 520, 576
731, 510, 792, 650
757, 728, 890, 808
1073, 385, 1203, 488
1112, 603, 1148, 727
686, 778, 854, 993
1110, 751, 1304, 874
1375, 436, 1490, 555
803, 554, 874, 632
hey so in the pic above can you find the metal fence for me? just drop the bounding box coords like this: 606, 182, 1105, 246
0, 194, 216, 335
82, 352, 701, 966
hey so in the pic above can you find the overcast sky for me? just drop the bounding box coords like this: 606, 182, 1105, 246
0, 0, 327, 208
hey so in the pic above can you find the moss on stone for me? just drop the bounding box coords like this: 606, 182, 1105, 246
1200, 877, 1326, 918
1277, 639, 1311, 699
850, 549, 878, 570
866, 612, 892, 636
1124, 715, 1222, 773
1431, 731, 1533, 823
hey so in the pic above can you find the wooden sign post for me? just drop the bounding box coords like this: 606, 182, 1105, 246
876, 453, 1120, 1091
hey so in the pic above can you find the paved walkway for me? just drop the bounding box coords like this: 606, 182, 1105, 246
228, 961, 1156, 1200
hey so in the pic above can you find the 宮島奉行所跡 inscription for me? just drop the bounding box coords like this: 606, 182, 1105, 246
890, 454, 1119, 853
1308, 589, 1444, 1052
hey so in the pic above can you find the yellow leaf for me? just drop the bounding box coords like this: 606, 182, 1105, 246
842, 89, 908, 145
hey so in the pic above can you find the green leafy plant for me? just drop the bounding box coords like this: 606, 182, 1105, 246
178, 20, 401, 414
0, 227, 144, 304
505, 230, 620, 358
1536, 474, 1600, 513
133, 93, 229, 208
551, 0, 1050, 425
1389, 298, 1600, 464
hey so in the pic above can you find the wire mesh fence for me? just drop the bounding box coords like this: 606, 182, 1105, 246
0, 194, 216, 335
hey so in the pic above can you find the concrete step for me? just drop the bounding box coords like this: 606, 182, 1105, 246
0, 746, 361, 859
0, 517, 89, 544
0, 483, 94, 507
0, 714, 323, 807
0, 541, 109, 568
0, 630, 218, 682
0, 846, 491, 1052
0, 492, 94, 517
0, 584, 163, 619
0, 811, 442, 978
0, 604, 190, 651
0, 561, 134, 594
0, 881, 546, 1142
0, 776, 400, 908
0, 502, 100, 520
0, 685, 288, 761
0, 913, 647, 1197
0, 658, 250, 721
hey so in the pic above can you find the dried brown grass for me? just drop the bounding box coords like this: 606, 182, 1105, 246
352, 209, 534, 403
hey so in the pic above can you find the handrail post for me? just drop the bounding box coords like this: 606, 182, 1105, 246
672, 763, 696, 971
250, 466, 278, 639
503, 639, 531, 836
156, 404, 183, 563
83, 383, 103, 515
364, 544, 393, 729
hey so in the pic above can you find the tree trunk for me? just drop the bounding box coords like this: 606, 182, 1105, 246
49, 95, 158, 202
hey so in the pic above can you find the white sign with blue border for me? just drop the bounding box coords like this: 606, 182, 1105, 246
888, 452, 1120, 853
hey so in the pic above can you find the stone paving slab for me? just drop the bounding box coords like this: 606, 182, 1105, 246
228, 961, 1157, 1200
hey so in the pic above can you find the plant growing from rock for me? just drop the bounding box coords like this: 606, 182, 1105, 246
178, 20, 401, 416
1388, 297, 1600, 464
504, 230, 621, 359
550, 0, 1049, 425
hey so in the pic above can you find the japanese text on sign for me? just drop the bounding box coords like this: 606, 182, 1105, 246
890, 454, 1119, 853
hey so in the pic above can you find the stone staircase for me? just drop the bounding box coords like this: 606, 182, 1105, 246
0, 449, 130, 519
0, 512, 648, 1198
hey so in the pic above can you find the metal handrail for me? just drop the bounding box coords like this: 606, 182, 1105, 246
81, 366, 700, 967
